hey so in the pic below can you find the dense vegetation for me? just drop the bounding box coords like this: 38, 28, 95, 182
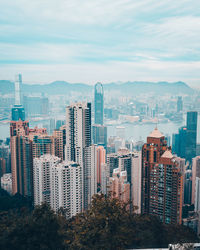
0, 189, 198, 250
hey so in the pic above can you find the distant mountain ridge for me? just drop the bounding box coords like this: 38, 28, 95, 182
0, 80, 194, 95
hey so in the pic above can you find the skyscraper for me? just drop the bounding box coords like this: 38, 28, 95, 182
33, 154, 61, 206
12, 74, 25, 121
141, 128, 168, 214
65, 102, 91, 164
11, 131, 33, 197
186, 111, 198, 161
65, 102, 92, 209
10, 120, 32, 197
192, 156, 200, 205
132, 151, 142, 214
94, 82, 103, 125
33, 155, 83, 218
92, 124, 107, 149
141, 128, 184, 224
172, 111, 197, 162
96, 145, 106, 190
177, 96, 183, 113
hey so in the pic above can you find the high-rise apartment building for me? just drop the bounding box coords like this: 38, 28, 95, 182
65, 102, 91, 164
192, 156, 200, 205
94, 82, 103, 125
107, 149, 135, 205
132, 151, 142, 214
11, 133, 33, 197
65, 102, 92, 209
33, 155, 83, 218
33, 154, 61, 206
52, 126, 66, 161
96, 145, 106, 190
51, 160, 83, 218
141, 128, 184, 224
109, 168, 130, 205
10, 119, 33, 197
84, 145, 97, 208
141, 128, 168, 214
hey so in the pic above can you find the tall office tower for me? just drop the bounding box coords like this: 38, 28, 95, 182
132, 152, 142, 214
109, 168, 130, 204
15, 74, 22, 105
92, 124, 107, 149
177, 96, 183, 113
192, 156, 200, 205
94, 82, 103, 125
50, 160, 83, 218
186, 111, 198, 162
65, 102, 91, 209
96, 146, 106, 190
84, 145, 98, 208
141, 128, 168, 215
12, 74, 25, 121
33, 154, 61, 206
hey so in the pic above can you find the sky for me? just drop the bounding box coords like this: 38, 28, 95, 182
0, 0, 200, 87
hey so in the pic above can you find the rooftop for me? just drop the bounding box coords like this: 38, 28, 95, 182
148, 127, 164, 138
161, 150, 173, 159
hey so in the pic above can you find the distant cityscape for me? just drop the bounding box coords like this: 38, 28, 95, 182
1, 74, 200, 236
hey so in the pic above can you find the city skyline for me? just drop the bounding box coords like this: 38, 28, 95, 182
0, 1, 200, 87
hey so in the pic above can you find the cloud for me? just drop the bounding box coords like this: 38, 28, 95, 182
0, 0, 200, 87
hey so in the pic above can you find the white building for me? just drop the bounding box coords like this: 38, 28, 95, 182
131, 151, 142, 214
51, 161, 83, 218
84, 145, 98, 208
33, 154, 61, 206
1, 173, 12, 195
65, 102, 93, 209
33, 154, 83, 218
192, 156, 200, 205
101, 163, 109, 195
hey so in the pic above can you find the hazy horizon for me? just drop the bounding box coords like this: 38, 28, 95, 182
0, 0, 200, 88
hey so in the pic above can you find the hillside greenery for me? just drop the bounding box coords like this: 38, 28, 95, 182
0, 189, 198, 250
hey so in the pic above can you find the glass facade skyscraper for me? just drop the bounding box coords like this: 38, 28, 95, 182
186, 111, 198, 162
94, 82, 103, 125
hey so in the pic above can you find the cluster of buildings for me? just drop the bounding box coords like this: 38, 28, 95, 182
1, 74, 200, 235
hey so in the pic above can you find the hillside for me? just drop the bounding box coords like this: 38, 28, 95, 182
0, 80, 194, 95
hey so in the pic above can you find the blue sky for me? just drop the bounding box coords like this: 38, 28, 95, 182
0, 0, 200, 87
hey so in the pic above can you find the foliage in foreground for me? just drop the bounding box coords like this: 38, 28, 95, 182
0, 190, 198, 250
